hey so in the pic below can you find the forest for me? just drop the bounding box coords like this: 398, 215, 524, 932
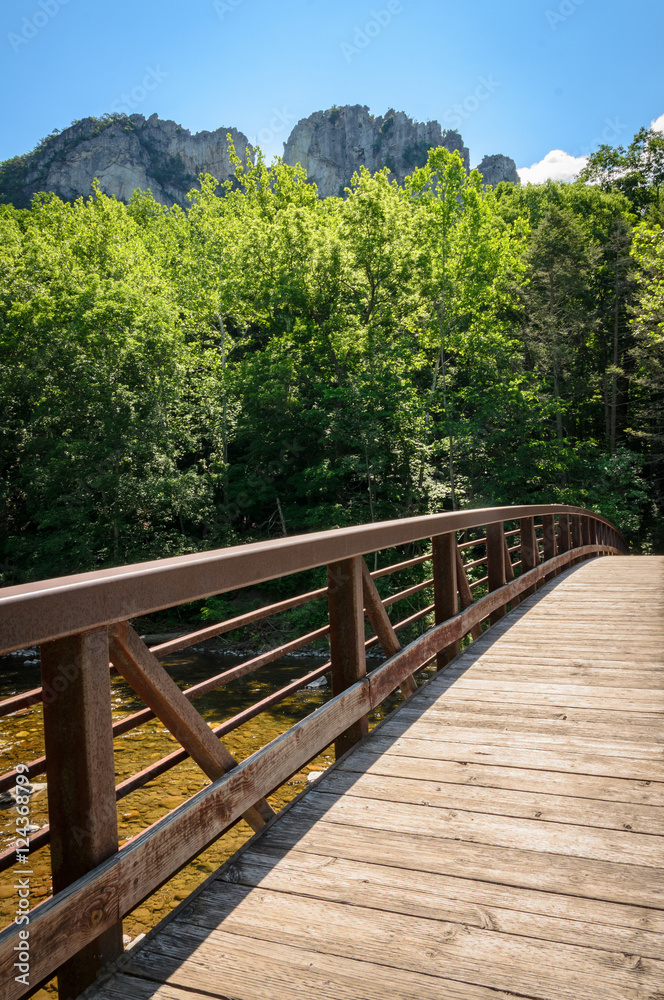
0, 126, 662, 588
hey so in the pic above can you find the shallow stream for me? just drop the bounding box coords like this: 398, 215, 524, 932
0, 641, 402, 995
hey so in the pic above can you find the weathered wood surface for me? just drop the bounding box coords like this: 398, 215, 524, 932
89, 556, 664, 1000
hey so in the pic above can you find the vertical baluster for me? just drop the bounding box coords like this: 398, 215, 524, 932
558, 514, 571, 556
571, 515, 583, 563
486, 521, 506, 624
589, 518, 598, 548
41, 629, 122, 1000
327, 556, 368, 758
455, 543, 482, 640
542, 513, 557, 580
519, 516, 537, 598
432, 532, 458, 669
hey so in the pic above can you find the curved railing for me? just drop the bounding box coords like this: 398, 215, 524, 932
0, 504, 627, 998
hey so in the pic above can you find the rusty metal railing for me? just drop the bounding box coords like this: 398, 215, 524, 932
0, 505, 627, 999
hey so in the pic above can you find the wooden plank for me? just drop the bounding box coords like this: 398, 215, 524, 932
234, 845, 664, 937
294, 789, 664, 867
328, 556, 368, 757
362, 734, 664, 780
394, 703, 664, 743
41, 629, 123, 999
360, 558, 416, 697
382, 721, 664, 761
438, 666, 663, 689
109, 621, 274, 831
92, 976, 215, 1000
455, 651, 664, 667
175, 881, 664, 1000
268, 816, 664, 909
225, 849, 664, 958
401, 696, 664, 729
437, 679, 664, 708
337, 750, 664, 805
119, 927, 525, 1000
315, 768, 664, 834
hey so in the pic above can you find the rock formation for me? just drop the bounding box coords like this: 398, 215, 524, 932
0, 107, 519, 209
0, 113, 252, 208
476, 153, 520, 188
282, 105, 470, 197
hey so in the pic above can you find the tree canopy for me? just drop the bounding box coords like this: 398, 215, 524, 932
1, 132, 662, 585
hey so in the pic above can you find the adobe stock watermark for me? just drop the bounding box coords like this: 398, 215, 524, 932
443, 75, 501, 130
13, 764, 32, 988
546, 0, 586, 30
574, 116, 627, 158
340, 1, 404, 63
213, 0, 244, 19
250, 106, 297, 153
110, 66, 169, 116
8, 0, 72, 54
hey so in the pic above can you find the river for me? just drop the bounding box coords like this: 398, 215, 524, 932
0, 641, 403, 993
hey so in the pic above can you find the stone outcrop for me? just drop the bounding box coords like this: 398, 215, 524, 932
0, 107, 519, 209
282, 105, 470, 197
476, 153, 519, 188
0, 113, 252, 208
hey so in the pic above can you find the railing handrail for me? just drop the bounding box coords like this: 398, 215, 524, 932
0, 541, 625, 1000
0, 504, 629, 999
0, 504, 626, 654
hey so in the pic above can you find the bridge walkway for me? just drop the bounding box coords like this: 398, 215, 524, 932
89, 556, 664, 1000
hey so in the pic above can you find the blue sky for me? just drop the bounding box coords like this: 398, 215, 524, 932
1, 0, 662, 181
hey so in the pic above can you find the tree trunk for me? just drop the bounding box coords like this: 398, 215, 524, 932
217, 312, 228, 465
610, 262, 620, 455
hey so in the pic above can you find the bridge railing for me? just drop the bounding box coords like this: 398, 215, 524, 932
0, 504, 626, 999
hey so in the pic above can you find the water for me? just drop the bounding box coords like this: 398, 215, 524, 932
0, 642, 401, 995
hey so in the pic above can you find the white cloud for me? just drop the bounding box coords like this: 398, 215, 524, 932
517, 115, 663, 187
517, 149, 588, 185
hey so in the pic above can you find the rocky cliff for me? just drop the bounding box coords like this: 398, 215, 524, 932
476, 153, 520, 188
283, 105, 470, 197
0, 107, 519, 209
0, 113, 252, 208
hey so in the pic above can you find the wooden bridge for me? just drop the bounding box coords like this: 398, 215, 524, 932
0, 506, 662, 1000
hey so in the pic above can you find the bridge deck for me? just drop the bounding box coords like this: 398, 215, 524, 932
90, 556, 664, 1000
